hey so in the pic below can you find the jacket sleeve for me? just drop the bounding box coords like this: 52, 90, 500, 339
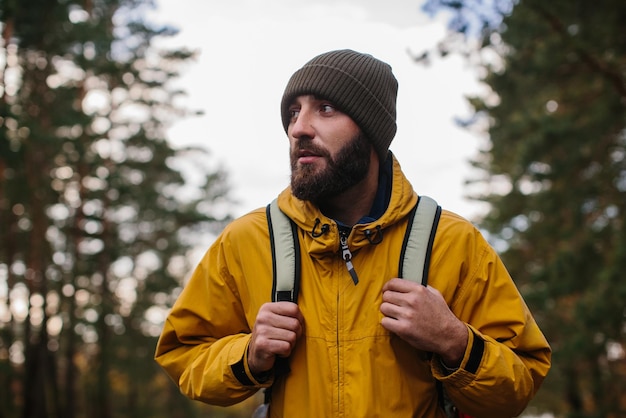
430, 213, 552, 417
154, 223, 273, 406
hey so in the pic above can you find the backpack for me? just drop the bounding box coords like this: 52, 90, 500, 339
263, 195, 469, 418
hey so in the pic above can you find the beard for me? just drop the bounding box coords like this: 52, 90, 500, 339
290, 132, 372, 203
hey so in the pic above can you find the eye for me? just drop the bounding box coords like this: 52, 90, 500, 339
320, 103, 335, 114
288, 106, 300, 121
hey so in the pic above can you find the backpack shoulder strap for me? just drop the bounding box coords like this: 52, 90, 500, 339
398, 195, 442, 286
398, 196, 461, 417
266, 199, 301, 303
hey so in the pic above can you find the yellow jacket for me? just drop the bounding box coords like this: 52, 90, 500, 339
155, 156, 551, 417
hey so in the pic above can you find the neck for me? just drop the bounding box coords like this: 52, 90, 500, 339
319, 151, 380, 226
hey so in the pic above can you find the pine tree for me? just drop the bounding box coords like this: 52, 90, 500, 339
423, 0, 626, 416
0, 1, 232, 417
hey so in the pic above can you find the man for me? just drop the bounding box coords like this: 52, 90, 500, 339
155, 49, 551, 417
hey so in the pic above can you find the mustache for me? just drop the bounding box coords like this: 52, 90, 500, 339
291, 141, 331, 159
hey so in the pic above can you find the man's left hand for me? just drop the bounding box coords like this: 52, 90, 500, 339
380, 278, 468, 368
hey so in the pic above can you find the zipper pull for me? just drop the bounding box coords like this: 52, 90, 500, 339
339, 231, 359, 285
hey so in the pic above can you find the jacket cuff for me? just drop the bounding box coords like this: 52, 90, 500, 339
432, 324, 485, 382
230, 338, 274, 387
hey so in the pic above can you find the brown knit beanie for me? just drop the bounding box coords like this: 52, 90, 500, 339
281, 49, 398, 160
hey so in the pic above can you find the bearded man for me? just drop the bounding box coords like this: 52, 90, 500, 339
155, 49, 551, 418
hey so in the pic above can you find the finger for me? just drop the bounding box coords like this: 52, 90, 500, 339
381, 289, 406, 306
265, 325, 300, 345
380, 315, 412, 337
283, 304, 305, 336
382, 278, 420, 293
379, 301, 404, 320
255, 317, 302, 343
275, 314, 303, 333
250, 326, 299, 361
269, 301, 301, 316
258, 301, 301, 321
267, 339, 295, 358
256, 334, 298, 358
266, 302, 305, 331
382, 284, 425, 308
380, 316, 397, 333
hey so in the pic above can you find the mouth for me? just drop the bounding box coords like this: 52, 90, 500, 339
298, 149, 318, 157
296, 148, 322, 164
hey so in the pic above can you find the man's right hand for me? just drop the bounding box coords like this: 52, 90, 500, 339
248, 302, 304, 375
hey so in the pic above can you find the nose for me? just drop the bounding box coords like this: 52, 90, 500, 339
288, 107, 315, 140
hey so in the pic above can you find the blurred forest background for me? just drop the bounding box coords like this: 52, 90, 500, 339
0, 0, 624, 417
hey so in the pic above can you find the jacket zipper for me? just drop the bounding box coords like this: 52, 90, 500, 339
339, 229, 359, 285
337, 228, 357, 416
336, 291, 341, 415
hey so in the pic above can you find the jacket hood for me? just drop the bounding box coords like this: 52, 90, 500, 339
276, 154, 418, 256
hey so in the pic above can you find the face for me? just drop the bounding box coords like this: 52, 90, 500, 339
287, 95, 372, 203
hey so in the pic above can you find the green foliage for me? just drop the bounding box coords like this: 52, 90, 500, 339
0, 0, 234, 417
425, 0, 626, 416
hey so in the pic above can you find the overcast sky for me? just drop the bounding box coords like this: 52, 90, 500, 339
150, 0, 488, 220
